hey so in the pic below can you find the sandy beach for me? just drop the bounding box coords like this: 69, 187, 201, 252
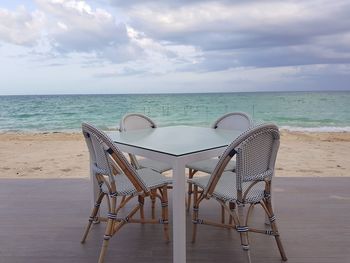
0, 131, 349, 178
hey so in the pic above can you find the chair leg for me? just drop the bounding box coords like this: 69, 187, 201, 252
236, 204, 251, 263
264, 199, 287, 261
98, 195, 118, 263
221, 205, 225, 224
98, 217, 115, 263
161, 185, 170, 242
138, 195, 145, 220
237, 204, 252, 263
187, 169, 197, 212
81, 192, 104, 243
191, 185, 199, 243
151, 189, 156, 219
228, 202, 235, 225
240, 233, 252, 263
120, 196, 126, 206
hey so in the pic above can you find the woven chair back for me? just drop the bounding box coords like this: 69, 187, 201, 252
206, 123, 280, 195
119, 113, 157, 169
212, 112, 253, 131
120, 113, 157, 131
82, 122, 149, 194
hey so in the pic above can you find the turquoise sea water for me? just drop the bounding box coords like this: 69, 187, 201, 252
0, 91, 349, 132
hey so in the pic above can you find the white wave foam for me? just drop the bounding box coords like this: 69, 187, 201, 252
281, 126, 350, 132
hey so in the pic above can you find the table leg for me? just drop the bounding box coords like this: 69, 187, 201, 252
172, 158, 186, 263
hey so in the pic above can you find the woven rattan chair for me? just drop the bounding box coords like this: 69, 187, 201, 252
186, 112, 253, 212
80, 123, 171, 263
189, 123, 287, 262
119, 113, 172, 174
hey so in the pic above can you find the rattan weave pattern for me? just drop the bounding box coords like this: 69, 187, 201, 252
100, 168, 171, 196
236, 129, 279, 189
188, 171, 265, 203
211, 111, 254, 129
205, 123, 279, 196
119, 113, 172, 174
82, 123, 149, 193
119, 113, 157, 131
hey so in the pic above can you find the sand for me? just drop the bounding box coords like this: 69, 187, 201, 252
0, 131, 349, 178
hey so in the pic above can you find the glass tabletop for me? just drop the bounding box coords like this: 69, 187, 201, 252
106, 125, 241, 157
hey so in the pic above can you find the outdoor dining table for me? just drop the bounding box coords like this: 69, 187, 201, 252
94, 125, 242, 263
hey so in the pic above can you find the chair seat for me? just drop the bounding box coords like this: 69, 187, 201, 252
186, 159, 236, 174
188, 171, 265, 203
102, 168, 171, 196
138, 158, 172, 173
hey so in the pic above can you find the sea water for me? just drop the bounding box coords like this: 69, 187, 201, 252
0, 91, 349, 132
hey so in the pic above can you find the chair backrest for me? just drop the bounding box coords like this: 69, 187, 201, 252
205, 123, 280, 200
82, 122, 148, 194
119, 113, 157, 169
211, 112, 253, 131
119, 113, 157, 131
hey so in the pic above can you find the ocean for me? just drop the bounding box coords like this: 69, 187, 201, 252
0, 91, 349, 132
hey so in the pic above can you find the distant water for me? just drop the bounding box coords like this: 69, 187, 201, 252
0, 91, 349, 132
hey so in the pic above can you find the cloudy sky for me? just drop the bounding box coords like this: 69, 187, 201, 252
0, 0, 350, 95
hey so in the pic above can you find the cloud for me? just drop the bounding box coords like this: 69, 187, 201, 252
87, 25, 203, 76
3, 0, 349, 72
0, 1, 202, 70
0, 6, 45, 45
1, 0, 350, 94
122, 0, 350, 70
125, 1, 314, 40
35, 0, 129, 54
122, 26, 203, 73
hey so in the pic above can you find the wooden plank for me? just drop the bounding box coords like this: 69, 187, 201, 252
0, 178, 350, 262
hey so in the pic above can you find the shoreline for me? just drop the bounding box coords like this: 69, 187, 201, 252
2, 126, 350, 134
0, 131, 349, 179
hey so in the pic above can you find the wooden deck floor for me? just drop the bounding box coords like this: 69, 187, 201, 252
0, 177, 349, 263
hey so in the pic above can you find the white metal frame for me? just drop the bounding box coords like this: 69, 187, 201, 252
112, 144, 225, 263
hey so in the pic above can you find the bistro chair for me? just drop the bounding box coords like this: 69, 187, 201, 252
80, 123, 171, 263
119, 113, 172, 174
189, 123, 287, 262
186, 112, 253, 212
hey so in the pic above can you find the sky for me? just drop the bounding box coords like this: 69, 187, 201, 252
0, 0, 350, 95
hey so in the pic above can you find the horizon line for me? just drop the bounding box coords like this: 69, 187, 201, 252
1, 89, 349, 97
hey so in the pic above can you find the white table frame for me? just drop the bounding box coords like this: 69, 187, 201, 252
91, 126, 240, 263
117, 144, 225, 263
